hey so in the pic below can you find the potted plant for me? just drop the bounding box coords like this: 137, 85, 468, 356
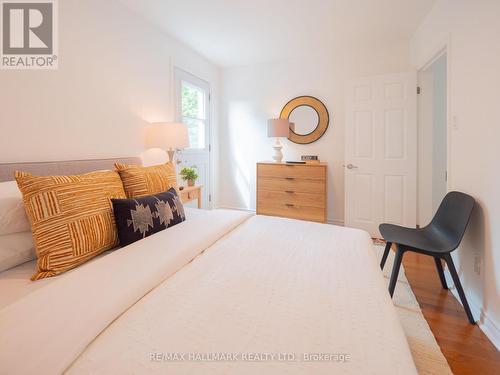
179, 166, 199, 187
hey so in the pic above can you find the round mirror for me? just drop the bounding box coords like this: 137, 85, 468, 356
288, 105, 319, 135
280, 96, 330, 144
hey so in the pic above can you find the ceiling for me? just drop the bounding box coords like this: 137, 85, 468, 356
119, 0, 436, 67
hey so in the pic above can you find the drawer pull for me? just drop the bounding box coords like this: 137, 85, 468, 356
285, 177, 295, 180
285, 203, 295, 207
285, 190, 295, 194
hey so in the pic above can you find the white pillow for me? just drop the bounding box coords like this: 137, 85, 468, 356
0, 231, 35, 272
0, 181, 31, 235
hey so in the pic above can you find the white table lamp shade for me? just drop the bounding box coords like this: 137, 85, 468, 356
145, 122, 190, 149
267, 119, 291, 163
267, 119, 290, 138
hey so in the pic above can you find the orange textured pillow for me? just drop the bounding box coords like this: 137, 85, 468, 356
115, 162, 178, 198
15, 170, 126, 280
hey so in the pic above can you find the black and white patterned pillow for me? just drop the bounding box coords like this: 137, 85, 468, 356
111, 188, 185, 247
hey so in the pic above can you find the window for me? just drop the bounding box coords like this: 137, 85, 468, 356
174, 67, 211, 208
180, 80, 208, 150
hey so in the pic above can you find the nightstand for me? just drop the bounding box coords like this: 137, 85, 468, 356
179, 185, 202, 208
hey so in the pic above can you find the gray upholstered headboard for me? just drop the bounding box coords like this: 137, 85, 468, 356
0, 157, 142, 182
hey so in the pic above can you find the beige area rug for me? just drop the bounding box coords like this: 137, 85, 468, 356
374, 245, 453, 375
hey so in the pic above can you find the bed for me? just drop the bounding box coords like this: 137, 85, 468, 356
0, 158, 417, 375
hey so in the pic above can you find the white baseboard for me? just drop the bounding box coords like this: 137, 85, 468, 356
444, 270, 500, 351
328, 219, 344, 226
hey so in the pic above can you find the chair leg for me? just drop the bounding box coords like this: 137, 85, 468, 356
388, 245, 404, 298
434, 257, 448, 289
444, 254, 476, 324
380, 242, 392, 270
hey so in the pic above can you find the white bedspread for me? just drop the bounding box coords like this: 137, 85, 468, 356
0, 210, 417, 375
68, 215, 417, 374
0, 208, 251, 375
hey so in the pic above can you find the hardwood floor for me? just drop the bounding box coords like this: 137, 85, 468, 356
401, 251, 500, 375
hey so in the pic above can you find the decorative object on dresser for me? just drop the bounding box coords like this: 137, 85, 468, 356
144, 122, 190, 163
267, 118, 292, 163
301, 155, 318, 161
179, 185, 202, 209
301, 155, 320, 165
256, 161, 327, 223
279, 96, 329, 144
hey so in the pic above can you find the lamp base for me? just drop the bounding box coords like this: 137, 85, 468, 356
272, 138, 283, 163
167, 148, 175, 163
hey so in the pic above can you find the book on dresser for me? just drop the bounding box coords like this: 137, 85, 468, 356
256, 161, 327, 223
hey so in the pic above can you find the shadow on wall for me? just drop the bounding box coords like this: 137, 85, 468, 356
226, 100, 271, 209
235, 160, 251, 208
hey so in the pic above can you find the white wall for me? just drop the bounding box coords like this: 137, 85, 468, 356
0, 0, 220, 201
412, 0, 500, 348
219, 44, 412, 224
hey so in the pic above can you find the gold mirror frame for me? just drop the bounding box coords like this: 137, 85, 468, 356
279, 96, 329, 144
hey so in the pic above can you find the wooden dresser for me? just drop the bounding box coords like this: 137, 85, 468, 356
256, 162, 327, 223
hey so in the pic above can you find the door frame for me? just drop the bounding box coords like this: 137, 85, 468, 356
417, 39, 452, 193
416, 39, 451, 226
172, 65, 213, 208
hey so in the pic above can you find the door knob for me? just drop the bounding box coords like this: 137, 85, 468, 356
345, 163, 358, 170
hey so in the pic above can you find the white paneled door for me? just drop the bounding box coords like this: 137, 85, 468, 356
345, 73, 417, 237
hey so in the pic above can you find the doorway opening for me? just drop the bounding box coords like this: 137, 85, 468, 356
417, 52, 448, 226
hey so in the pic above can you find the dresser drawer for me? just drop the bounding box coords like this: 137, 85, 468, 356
257, 177, 325, 194
257, 190, 325, 208
257, 203, 325, 223
257, 163, 326, 180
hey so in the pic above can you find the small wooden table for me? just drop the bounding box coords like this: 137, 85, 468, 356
179, 185, 202, 208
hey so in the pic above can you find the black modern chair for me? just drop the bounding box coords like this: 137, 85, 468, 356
379, 191, 476, 324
